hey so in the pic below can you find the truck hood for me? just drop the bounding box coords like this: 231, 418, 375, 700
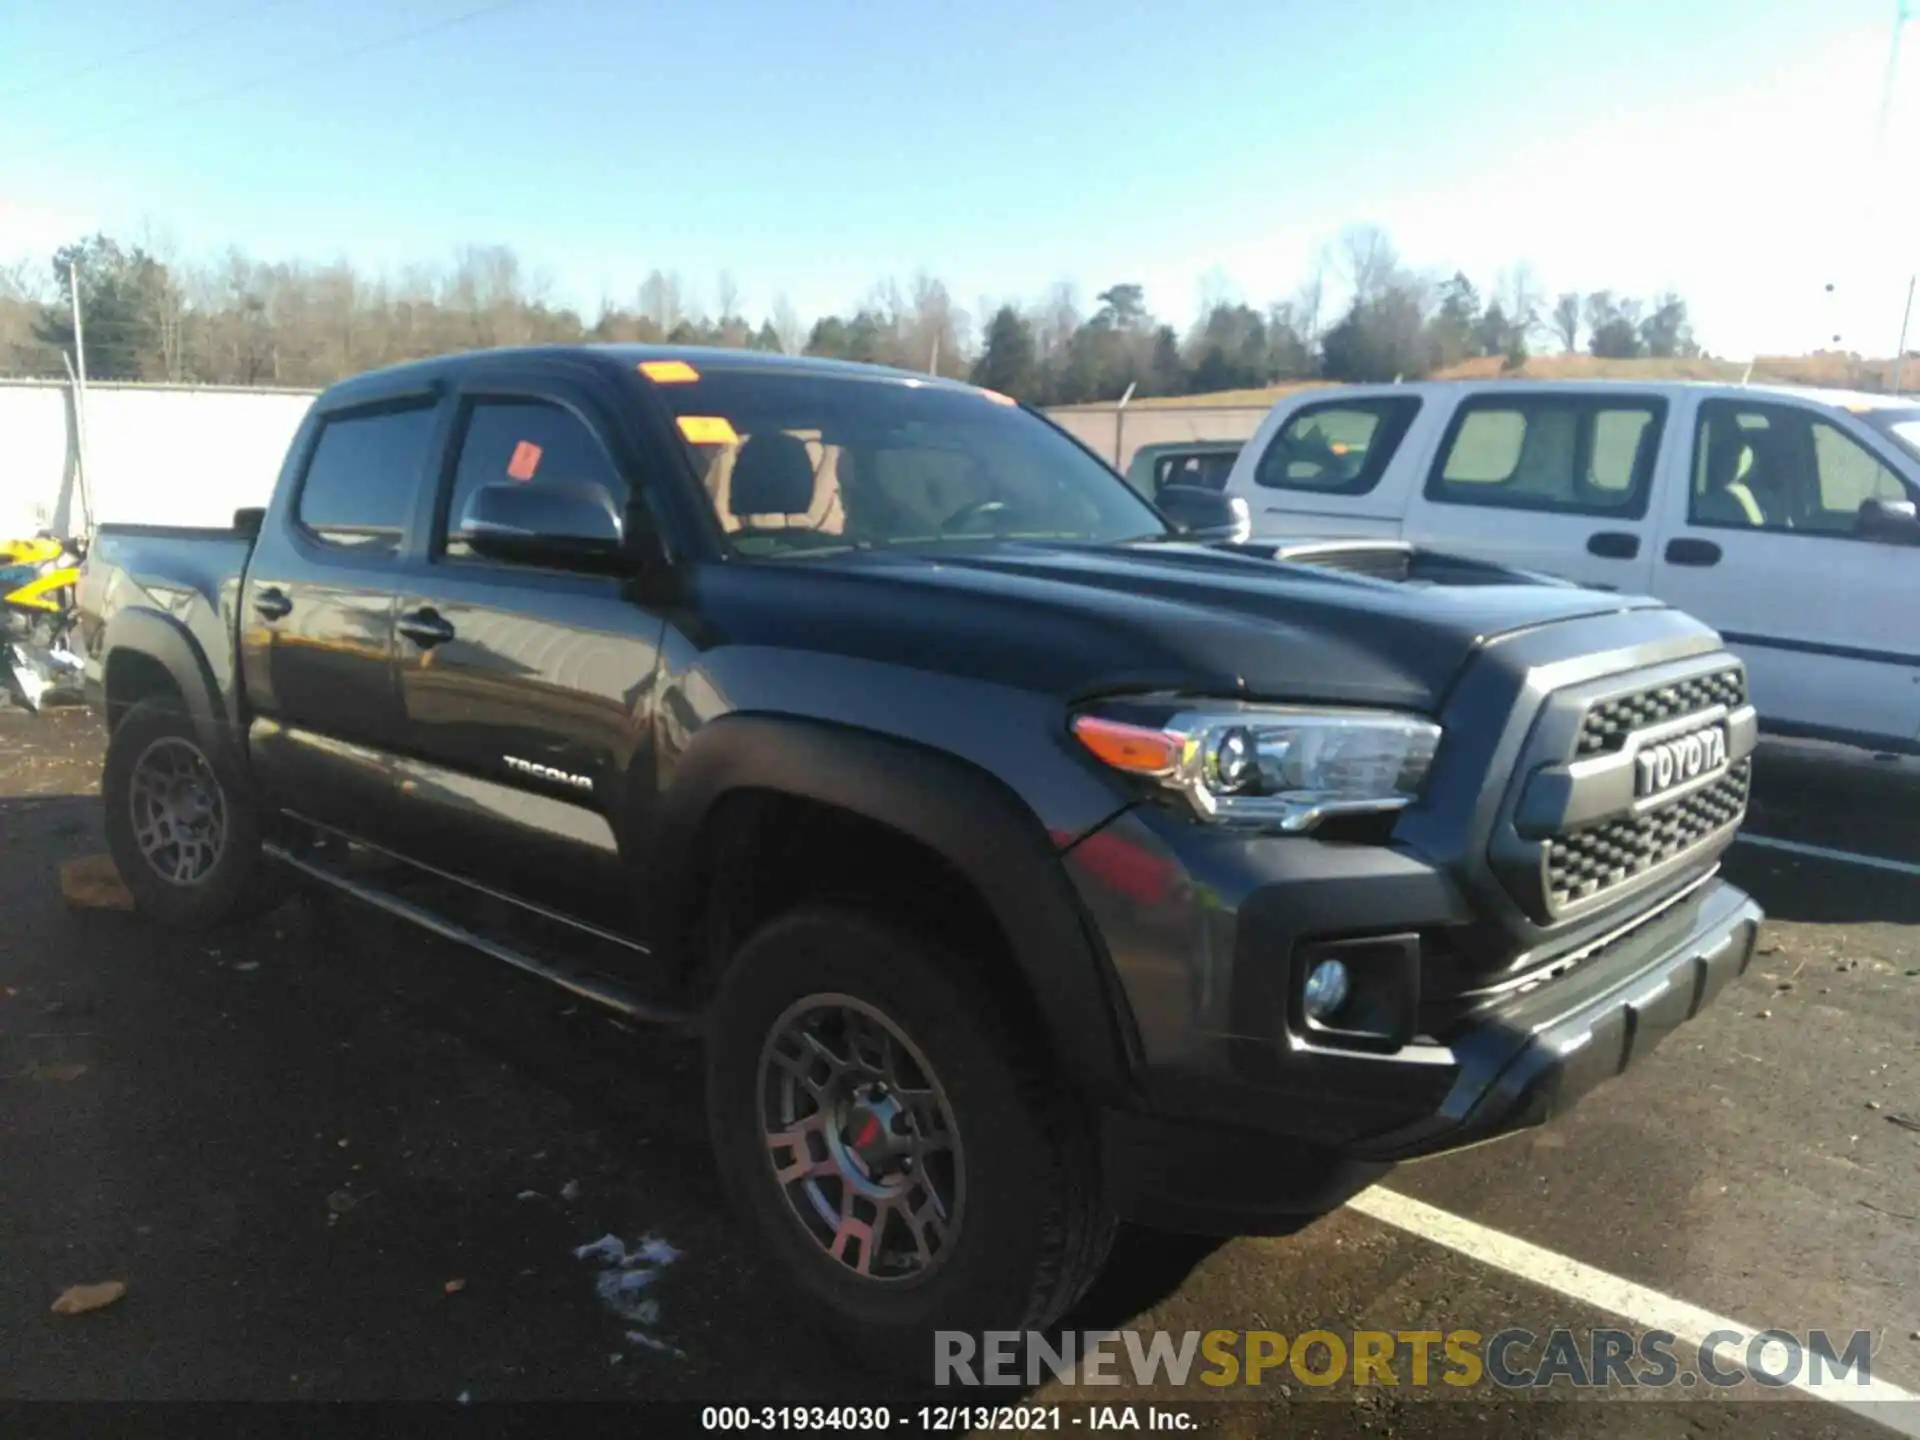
692, 539, 1665, 713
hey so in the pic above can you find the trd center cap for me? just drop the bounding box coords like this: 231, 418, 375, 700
841, 1091, 912, 1180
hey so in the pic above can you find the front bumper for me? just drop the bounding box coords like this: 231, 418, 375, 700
1348, 873, 1761, 1161
1072, 805, 1762, 1233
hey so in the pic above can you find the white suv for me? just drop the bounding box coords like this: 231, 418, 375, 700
1221, 380, 1920, 755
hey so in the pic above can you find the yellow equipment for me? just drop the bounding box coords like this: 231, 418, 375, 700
3, 532, 87, 713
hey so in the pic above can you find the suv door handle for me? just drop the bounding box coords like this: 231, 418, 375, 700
1664, 538, 1723, 567
1587, 531, 1640, 559
397, 607, 456, 648
253, 586, 292, 620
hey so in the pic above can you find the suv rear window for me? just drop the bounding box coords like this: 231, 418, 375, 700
1426, 395, 1664, 518
1253, 397, 1420, 496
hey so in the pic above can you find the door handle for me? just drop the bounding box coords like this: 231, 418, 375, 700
1587, 531, 1641, 560
1664, 538, 1723, 567
397, 607, 456, 648
253, 586, 292, 621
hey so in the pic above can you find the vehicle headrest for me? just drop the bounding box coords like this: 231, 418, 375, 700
730, 431, 817, 517
1705, 430, 1744, 492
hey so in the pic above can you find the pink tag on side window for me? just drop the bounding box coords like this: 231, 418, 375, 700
507, 440, 543, 481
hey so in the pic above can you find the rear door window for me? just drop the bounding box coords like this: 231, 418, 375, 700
1253, 397, 1420, 496
296, 403, 438, 553
1427, 395, 1663, 517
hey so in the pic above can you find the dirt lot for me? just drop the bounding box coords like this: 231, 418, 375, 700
2, 705, 1917, 1436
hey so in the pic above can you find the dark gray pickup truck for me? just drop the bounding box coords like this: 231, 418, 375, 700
77, 345, 1763, 1370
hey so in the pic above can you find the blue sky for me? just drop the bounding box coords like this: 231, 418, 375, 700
2, 0, 1916, 358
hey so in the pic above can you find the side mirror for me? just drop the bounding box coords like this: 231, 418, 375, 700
1857, 496, 1920, 546
1157, 483, 1252, 544
462, 481, 627, 568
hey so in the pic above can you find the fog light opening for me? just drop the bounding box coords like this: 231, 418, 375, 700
1303, 958, 1350, 1023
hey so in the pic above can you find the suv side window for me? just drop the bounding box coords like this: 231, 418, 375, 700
1254, 397, 1420, 495
296, 402, 438, 553
1427, 395, 1663, 518
1809, 417, 1910, 531
441, 398, 628, 561
1690, 400, 1913, 535
1154, 451, 1237, 496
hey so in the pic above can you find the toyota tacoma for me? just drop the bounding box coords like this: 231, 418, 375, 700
76, 346, 1764, 1370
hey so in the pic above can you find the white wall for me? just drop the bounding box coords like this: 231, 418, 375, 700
0, 380, 316, 536
1047, 404, 1276, 472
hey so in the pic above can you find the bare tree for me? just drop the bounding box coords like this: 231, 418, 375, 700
1195, 266, 1237, 317
1497, 262, 1544, 343
1034, 281, 1080, 364
770, 292, 805, 354
639, 269, 684, 335
135, 217, 191, 380
1334, 224, 1401, 304
716, 270, 741, 323
1290, 265, 1326, 350
1551, 292, 1582, 353
906, 271, 965, 375
0, 256, 58, 374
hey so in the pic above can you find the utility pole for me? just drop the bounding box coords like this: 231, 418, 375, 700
1113, 381, 1136, 469
66, 261, 95, 536
1875, 2, 1913, 374
1895, 275, 1915, 394
1877, 0, 1911, 157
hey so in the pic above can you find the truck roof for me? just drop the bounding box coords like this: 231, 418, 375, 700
316, 343, 981, 408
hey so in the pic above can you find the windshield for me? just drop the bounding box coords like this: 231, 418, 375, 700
651, 367, 1167, 556
1863, 409, 1920, 467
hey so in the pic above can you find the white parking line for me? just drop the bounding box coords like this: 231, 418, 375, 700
1735, 833, 1920, 879
1350, 1187, 1920, 1435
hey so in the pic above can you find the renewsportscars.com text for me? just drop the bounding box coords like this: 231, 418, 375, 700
934, 1327, 1876, 1392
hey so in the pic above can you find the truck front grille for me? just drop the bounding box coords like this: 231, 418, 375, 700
1576, 666, 1747, 756
1545, 761, 1751, 909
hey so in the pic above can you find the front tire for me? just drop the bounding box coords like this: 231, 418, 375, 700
101, 697, 269, 928
705, 907, 1116, 1377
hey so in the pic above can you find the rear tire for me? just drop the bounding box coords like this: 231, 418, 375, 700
704, 906, 1116, 1378
101, 697, 272, 929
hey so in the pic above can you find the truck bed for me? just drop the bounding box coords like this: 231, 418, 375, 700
77, 522, 257, 716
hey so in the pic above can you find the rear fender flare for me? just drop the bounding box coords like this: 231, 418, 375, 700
100, 608, 233, 762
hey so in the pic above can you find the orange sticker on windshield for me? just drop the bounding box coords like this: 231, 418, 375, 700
506, 440, 543, 481
978, 387, 1018, 406
676, 415, 739, 445
641, 360, 701, 383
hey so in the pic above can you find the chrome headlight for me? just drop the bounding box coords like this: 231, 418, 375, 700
1073, 705, 1441, 832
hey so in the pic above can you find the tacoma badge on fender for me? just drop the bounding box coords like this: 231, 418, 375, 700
504, 755, 595, 792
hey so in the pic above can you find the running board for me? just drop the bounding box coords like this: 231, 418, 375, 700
263, 840, 695, 1030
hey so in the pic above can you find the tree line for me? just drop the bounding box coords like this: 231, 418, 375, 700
0, 224, 1701, 401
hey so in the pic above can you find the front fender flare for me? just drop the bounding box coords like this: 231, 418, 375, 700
647, 714, 1141, 1103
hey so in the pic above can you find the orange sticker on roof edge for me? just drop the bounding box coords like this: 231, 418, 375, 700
640, 360, 701, 383
979, 387, 1018, 406
676, 414, 739, 445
